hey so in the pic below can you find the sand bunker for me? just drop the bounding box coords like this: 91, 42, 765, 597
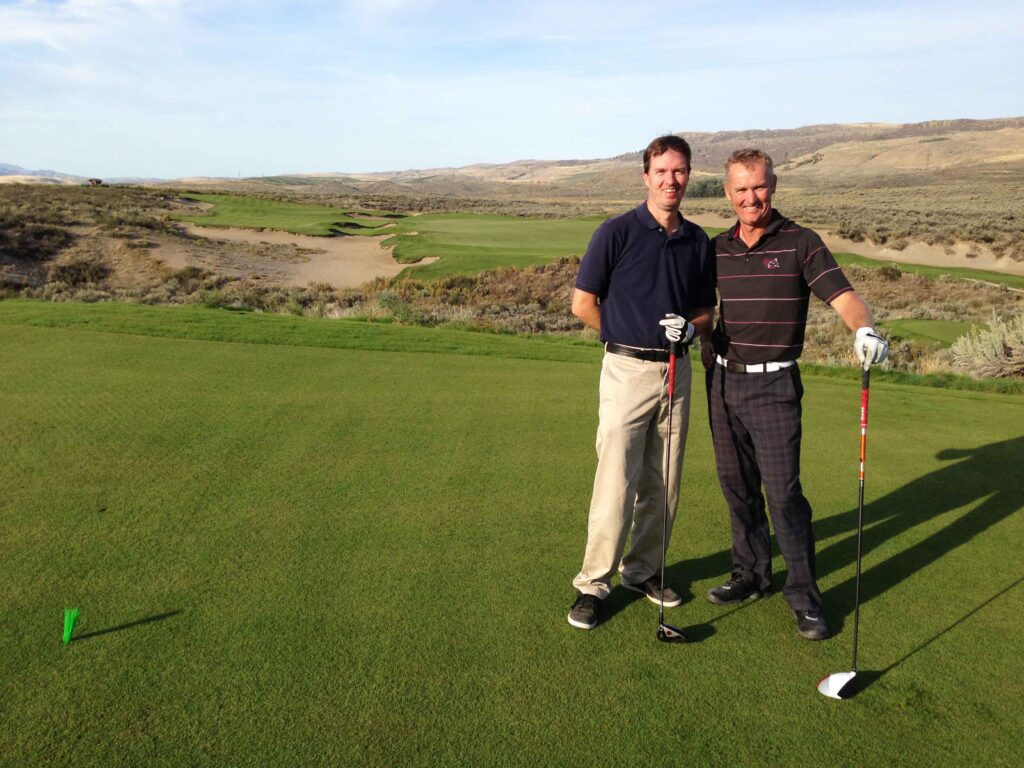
155, 224, 429, 288
153, 215, 1021, 289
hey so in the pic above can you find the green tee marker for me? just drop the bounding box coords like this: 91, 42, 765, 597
62, 607, 80, 644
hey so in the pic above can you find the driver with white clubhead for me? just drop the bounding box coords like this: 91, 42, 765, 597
818, 334, 888, 699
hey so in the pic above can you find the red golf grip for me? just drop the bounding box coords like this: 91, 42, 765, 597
667, 339, 682, 396
859, 369, 870, 480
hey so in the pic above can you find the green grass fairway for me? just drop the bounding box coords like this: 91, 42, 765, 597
176, 194, 611, 277
880, 318, 983, 347
2, 300, 1021, 766
384, 213, 608, 278
173, 194, 728, 278
834, 252, 1024, 291
176, 193, 398, 236
174, 194, 1022, 287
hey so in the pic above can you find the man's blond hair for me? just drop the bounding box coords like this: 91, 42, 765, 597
725, 148, 775, 179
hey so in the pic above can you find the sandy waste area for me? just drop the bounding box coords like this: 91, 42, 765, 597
150, 224, 433, 288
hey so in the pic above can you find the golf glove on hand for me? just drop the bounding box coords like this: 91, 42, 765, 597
660, 314, 696, 346
855, 327, 889, 368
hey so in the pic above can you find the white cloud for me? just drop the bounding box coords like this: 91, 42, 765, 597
0, 0, 1021, 177
0, 0, 189, 50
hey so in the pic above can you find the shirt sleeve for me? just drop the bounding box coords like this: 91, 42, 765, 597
801, 230, 853, 304
574, 220, 617, 298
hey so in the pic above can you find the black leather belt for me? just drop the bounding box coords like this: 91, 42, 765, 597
606, 343, 670, 363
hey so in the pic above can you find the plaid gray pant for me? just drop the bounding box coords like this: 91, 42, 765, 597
706, 363, 823, 612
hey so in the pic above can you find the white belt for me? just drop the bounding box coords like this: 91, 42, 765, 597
716, 354, 796, 373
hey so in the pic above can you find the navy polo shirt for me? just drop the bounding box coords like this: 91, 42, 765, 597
575, 203, 716, 349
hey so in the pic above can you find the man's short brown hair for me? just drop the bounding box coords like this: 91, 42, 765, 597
725, 148, 775, 179
643, 135, 692, 173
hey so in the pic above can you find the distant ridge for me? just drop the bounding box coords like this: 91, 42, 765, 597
7, 116, 1023, 196
0, 163, 83, 183
0, 164, 166, 185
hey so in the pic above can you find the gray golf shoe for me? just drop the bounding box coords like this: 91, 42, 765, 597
567, 592, 601, 630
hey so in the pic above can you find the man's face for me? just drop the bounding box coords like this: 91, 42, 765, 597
643, 149, 689, 213
724, 160, 777, 229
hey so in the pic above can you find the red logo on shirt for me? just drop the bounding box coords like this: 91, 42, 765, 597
762, 256, 780, 269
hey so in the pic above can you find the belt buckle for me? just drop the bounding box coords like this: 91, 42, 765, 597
726, 359, 746, 374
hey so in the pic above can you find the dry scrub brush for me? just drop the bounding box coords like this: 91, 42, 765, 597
951, 312, 1024, 378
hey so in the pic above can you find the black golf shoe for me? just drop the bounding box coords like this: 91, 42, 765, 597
622, 575, 682, 607
793, 609, 830, 640
707, 571, 767, 605
567, 592, 601, 630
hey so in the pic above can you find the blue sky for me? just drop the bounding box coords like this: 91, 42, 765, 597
1, 0, 1022, 178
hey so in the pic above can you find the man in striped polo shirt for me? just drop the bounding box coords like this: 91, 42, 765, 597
704, 148, 888, 640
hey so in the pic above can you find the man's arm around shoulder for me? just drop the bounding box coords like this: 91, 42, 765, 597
690, 306, 716, 368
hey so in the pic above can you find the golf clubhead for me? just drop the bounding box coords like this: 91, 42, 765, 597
657, 622, 688, 644
817, 671, 857, 699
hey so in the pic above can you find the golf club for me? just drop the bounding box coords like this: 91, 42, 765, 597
818, 362, 871, 698
657, 336, 688, 644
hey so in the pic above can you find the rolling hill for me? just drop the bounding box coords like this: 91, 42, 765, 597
312, 117, 1024, 198
6, 117, 1023, 259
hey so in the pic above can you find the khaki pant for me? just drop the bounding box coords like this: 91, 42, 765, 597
573, 352, 691, 599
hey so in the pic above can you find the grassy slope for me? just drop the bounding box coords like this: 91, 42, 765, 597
175, 193, 396, 236
386, 213, 607, 278
880, 318, 982, 347
1, 301, 1022, 767
0, 300, 602, 363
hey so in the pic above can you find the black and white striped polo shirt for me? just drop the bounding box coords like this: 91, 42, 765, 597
711, 211, 853, 365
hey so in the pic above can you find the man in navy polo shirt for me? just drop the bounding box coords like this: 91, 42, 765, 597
567, 135, 717, 631
704, 148, 888, 640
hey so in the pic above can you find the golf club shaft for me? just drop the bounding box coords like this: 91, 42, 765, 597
660, 341, 679, 627
851, 366, 870, 672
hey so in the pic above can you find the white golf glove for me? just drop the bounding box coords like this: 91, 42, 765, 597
855, 327, 889, 369
659, 314, 696, 346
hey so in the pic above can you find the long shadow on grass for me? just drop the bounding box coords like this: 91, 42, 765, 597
73, 610, 182, 642
818, 435, 1024, 623
667, 437, 1024, 634
842, 575, 1023, 696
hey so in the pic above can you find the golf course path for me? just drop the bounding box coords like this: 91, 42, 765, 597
162, 223, 427, 288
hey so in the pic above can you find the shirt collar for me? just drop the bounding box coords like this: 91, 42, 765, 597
726, 209, 786, 240
635, 203, 661, 230
634, 202, 688, 235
